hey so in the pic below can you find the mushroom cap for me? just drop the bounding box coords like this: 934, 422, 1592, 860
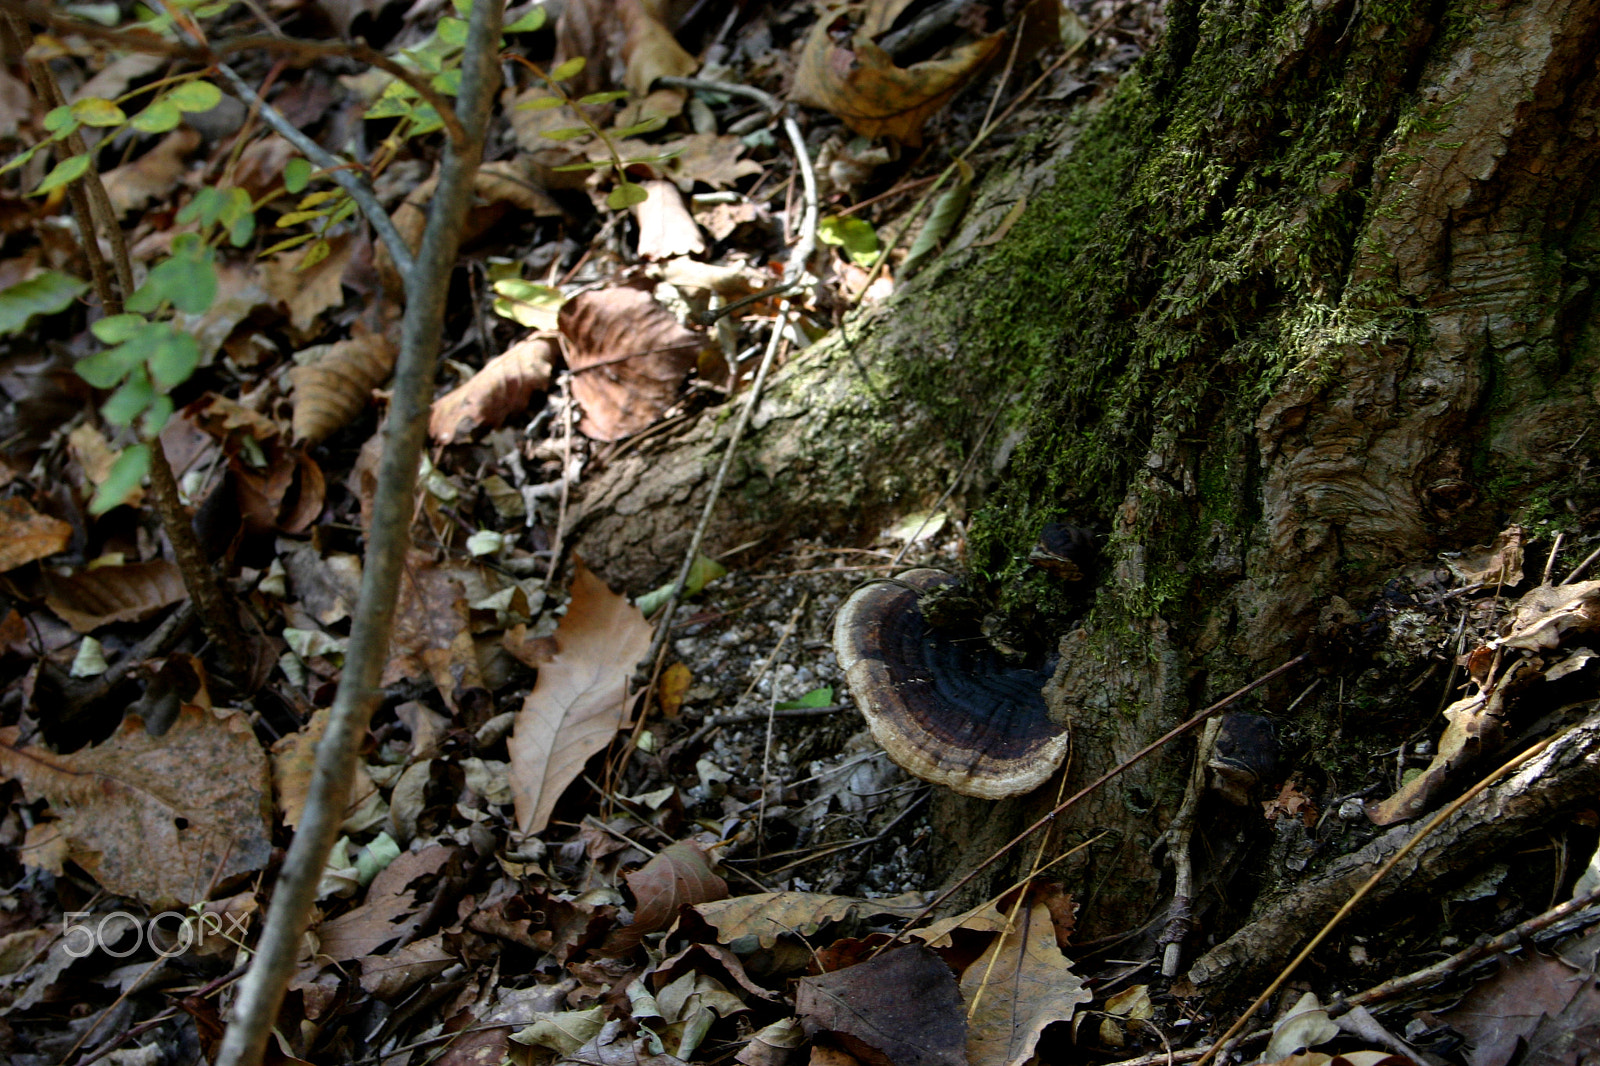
833, 569, 1071, 799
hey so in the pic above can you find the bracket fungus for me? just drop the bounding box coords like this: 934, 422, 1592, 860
833, 568, 1071, 799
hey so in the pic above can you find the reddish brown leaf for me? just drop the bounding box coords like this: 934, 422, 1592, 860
289, 333, 398, 445
607, 842, 728, 952
796, 944, 967, 1066
509, 558, 653, 834
0, 497, 71, 574
315, 845, 456, 962
960, 898, 1089, 1066
43, 560, 186, 633
430, 335, 556, 444
560, 287, 705, 441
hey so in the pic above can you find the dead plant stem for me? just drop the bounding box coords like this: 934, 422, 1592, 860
213, 4, 502, 1063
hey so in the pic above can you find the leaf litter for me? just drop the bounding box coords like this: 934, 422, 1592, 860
5, 0, 1593, 1063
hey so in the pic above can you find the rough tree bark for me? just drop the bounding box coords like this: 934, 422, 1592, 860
574, 0, 1600, 991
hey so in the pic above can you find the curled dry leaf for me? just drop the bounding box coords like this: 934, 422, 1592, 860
663, 134, 763, 192
560, 286, 705, 441
636, 180, 706, 260
232, 446, 326, 534
290, 333, 398, 445
315, 845, 457, 962
430, 334, 557, 444
509, 557, 653, 835
44, 559, 187, 632
620, 0, 700, 96
0, 705, 271, 908
271, 706, 381, 830
793, 9, 1003, 145
103, 128, 201, 217
0, 496, 71, 573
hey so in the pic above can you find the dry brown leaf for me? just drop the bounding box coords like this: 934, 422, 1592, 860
476, 159, 565, 217
961, 898, 1090, 1066
664, 133, 763, 191
232, 447, 326, 534
231, 135, 297, 200
0, 67, 32, 140
43, 559, 186, 632
793, 13, 1003, 145
1498, 578, 1600, 651
607, 842, 728, 952
0, 705, 271, 908
503, 85, 599, 183
509, 558, 652, 834
796, 945, 966, 1066
620, 0, 699, 96
694, 891, 927, 950
187, 392, 281, 446
69, 422, 144, 505
270, 706, 381, 830
0, 497, 71, 573
75, 52, 165, 103
360, 933, 453, 997
311, 0, 390, 35
316, 845, 456, 962
1440, 951, 1600, 1066
290, 333, 398, 444
430, 335, 556, 444
1446, 525, 1526, 586
385, 551, 484, 709
503, 623, 559, 669
659, 662, 692, 716
635, 180, 706, 259
265, 235, 356, 334
561, 286, 705, 441
102, 129, 200, 217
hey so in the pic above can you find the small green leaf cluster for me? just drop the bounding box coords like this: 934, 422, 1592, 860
2, 78, 223, 196
513, 56, 683, 210
486, 258, 565, 327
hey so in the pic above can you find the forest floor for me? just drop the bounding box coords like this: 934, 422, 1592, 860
2, 0, 1599, 1063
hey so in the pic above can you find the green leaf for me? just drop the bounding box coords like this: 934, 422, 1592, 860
229, 210, 256, 247
43, 106, 76, 133
71, 97, 127, 127
77, 336, 148, 389
103, 366, 155, 426
634, 555, 727, 617
222, 187, 255, 246
437, 16, 467, 46
90, 444, 151, 515
0, 271, 87, 334
550, 56, 586, 82
127, 244, 216, 315
451, 0, 471, 12
408, 105, 444, 135
818, 215, 880, 267
491, 278, 564, 327
432, 69, 462, 95
365, 95, 413, 121
89, 312, 147, 345
141, 393, 174, 435
177, 185, 224, 228
504, 6, 547, 32
577, 90, 629, 105
613, 115, 666, 137
284, 157, 313, 194
32, 154, 90, 196
147, 326, 200, 389
299, 240, 331, 271
297, 189, 341, 210
130, 99, 182, 133
516, 95, 565, 111
167, 79, 222, 113
550, 159, 609, 172
541, 126, 591, 141
606, 181, 649, 210
902, 160, 973, 275
276, 207, 335, 227
63, 3, 122, 26
776, 686, 834, 711
0, 144, 39, 175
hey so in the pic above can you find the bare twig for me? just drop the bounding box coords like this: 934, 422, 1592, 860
1562, 542, 1600, 585
213, 4, 502, 1064
1159, 717, 1221, 977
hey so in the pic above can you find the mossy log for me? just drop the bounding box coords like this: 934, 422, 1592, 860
572, 0, 1600, 989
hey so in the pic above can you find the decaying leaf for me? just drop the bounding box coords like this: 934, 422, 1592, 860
1444, 525, 1525, 587
797, 944, 967, 1066
271, 706, 382, 831
0, 496, 71, 573
1497, 578, 1600, 651
961, 898, 1090, 1066
430, 335, 556, 444
43, 559, 187, 632
694, 891, 928, 950
232, 446, 326, 534
265, 235, 356, 334
663, 133, 763, 192
509, 558, 653, 834
1440, 950, 1600, 1066
561, 286, 705, 441
0, 705, 271, 908
315, 845, 456, 962
607, 842, 728, 951
289, 333, 398, 445
793, 11, 1003, 145
102, 128, 200, 217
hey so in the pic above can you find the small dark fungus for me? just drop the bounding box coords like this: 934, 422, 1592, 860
833, 568, 1071, 799
1028, 521, 1096, 581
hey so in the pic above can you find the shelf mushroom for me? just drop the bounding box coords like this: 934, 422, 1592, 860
833, 569, 1071, 799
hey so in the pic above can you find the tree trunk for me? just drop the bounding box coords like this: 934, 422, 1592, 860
573, 0, 1600, 990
